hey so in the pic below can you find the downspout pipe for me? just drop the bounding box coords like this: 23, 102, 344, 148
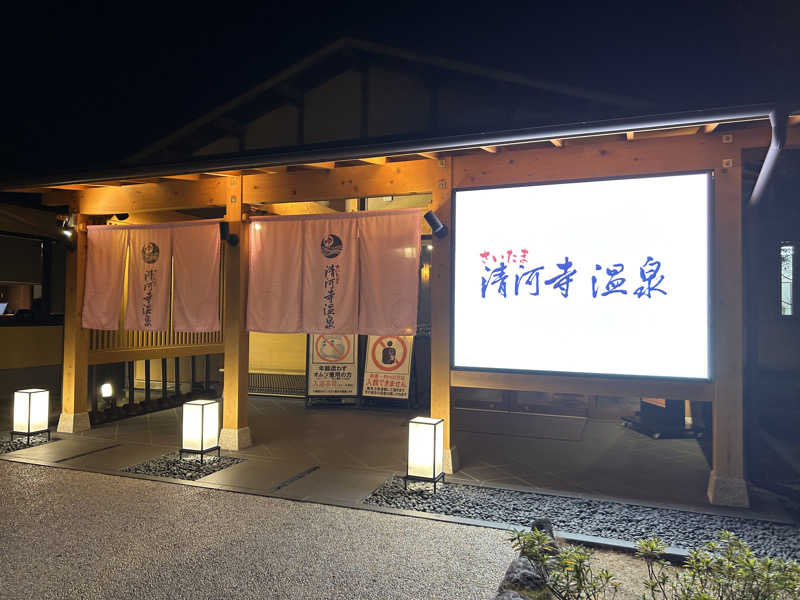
749, 108, 789, 206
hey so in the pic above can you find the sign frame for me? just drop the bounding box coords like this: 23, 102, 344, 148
450, 170, 714, 382
305, 333, 360, 407
361, 334, 416, 403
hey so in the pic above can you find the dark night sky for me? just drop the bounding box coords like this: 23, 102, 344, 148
1, 1, 798, 181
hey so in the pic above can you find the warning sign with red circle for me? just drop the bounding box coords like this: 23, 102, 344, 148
363, 335, 414, 398
307, 334, 358, 396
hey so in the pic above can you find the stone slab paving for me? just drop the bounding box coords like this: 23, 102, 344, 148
0, 461, 514, 599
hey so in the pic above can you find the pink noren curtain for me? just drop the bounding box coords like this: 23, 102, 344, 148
358, 209, 421, 335
247, 219, 304, 332
82, 227, 128, 330
302, 216, 359, 333
173, 223, 220, 332
125, 227, 172, 331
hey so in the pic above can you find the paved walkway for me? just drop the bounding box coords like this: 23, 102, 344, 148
1, 396, 790, 522
0, 461, 513, 599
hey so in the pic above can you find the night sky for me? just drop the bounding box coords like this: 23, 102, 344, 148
1, 1, 798, 181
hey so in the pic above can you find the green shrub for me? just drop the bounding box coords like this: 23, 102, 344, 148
508, 529, 800, 600
636, 531, 800, 600
509, 528, 620, 599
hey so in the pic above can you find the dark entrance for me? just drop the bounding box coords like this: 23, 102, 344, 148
743, 148, 800, 503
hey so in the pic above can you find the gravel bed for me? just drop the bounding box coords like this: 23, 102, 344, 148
2, 461, 512, 599
365, 476, 800, 560
0, 433, 51, 454
121, 452, 244, 481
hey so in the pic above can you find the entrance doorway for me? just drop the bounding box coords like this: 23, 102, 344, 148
744, 148, 800, 501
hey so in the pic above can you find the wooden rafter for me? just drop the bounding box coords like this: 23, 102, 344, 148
479, 146, 498, 153
703, 123, 719, 134
418, 152, 440, 160
300, 161, 336, 171
256, 166, 289, 174
161, 174, 204, 181
549, 139, 563, 148
357, 156, 388, 165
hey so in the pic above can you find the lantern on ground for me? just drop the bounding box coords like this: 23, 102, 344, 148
180, 399, 220, 463
405, 417, 445, 492
12, 389, 50, 445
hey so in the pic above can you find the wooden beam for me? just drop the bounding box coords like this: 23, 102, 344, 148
634, 126, 702, 140
479, 146, 498, 153
89, 344, 224, 365
161, 174, 204, 181
58, 176, 234, 215
47, 184, 93, 191
418, 152, 440, 160
357, 156, 389, 165
549, 139, 563, 148
301, 161, 336, 171
203, 170, 243, 177
243, 159, 438, 205
625, 131, 635, 141
255, 166, 289, 174
264, 202, 339, 215
704, 123, 720, 134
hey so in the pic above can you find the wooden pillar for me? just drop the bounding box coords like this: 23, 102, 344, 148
429, 157, 459, 473
219, 176, 252, 450
707, 163, 749, 507
58, 211, 91, 433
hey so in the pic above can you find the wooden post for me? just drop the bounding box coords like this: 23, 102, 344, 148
174, 357, 181, 403
58, 211, 91, 433
429, 157, 459, 473
219, 176, 252, 450
144, 359, 151, 404
161, 357, 168, 405
707, 163, 749, 507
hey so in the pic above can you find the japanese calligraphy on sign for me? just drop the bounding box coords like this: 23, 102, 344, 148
141, 241, 160, 329
307, 333, 358, 396
480, 250, 667, 300
363, 335, 414, 399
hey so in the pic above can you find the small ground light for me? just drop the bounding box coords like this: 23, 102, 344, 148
12, 389, 50, 445
180, 399, 220, 463
100, 383, 113, 398
405, 417, 445, 493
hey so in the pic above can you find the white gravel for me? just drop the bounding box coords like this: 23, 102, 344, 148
0, 461, 514, 599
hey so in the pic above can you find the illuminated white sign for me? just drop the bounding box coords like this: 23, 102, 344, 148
453, 173, 710, 379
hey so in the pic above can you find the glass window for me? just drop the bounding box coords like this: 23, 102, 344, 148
780, 244, 794, 316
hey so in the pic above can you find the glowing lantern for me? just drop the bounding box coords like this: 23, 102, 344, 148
405, 417, 445, 492
12, 389, 50, 445
100, 383, 113, 398
180, 399, 220, 463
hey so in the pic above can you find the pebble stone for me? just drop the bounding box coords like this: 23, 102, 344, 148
121, 452, 244, 481
0, 433, 51, 454
364, 476, 800, 560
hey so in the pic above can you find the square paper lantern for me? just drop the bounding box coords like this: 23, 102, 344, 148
12, 388, 50, 444
180, 399, 220, 463
405, 417, 445, 492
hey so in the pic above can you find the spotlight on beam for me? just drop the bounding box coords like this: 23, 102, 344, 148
424, 211, 448, 239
